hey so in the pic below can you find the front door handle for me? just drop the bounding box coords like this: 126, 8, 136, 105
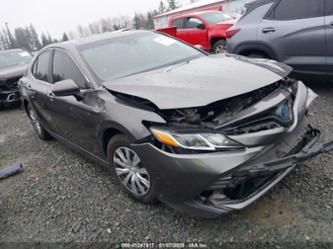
47, 91, 55, 101
262, 27, 276, 33
330, 21, 333, 27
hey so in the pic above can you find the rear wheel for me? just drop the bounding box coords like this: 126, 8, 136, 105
212, 39, 226, 54
27, 104, 52, 140
107, 134, 157, 204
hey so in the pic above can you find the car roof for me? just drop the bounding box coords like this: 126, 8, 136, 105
172, 10, 224, 19
45, 29, 150, 51
0, 48, 25, 54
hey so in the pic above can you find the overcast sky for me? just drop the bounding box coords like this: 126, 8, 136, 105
0, 0, 191, 39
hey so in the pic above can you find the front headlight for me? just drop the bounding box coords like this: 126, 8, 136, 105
150, 127, 244, 151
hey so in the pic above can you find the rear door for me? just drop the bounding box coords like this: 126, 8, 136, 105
258, 0, 326, 74
325, 0, 333, 76
170, 18, 188, 42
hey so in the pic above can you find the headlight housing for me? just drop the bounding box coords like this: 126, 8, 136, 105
150, 127, 244, 151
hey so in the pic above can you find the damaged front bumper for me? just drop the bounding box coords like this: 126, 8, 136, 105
0, 90, 21, 106
134, 128, 333, 218
132, 81, 333, 218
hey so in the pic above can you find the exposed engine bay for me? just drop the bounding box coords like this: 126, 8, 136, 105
112, 78, 298, 135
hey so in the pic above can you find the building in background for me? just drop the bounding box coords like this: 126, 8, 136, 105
154, 0, 253, 29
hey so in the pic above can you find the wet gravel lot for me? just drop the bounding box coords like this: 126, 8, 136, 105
0, 81, 333, 246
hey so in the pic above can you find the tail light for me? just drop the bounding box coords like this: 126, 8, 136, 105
226, 28, 240, 39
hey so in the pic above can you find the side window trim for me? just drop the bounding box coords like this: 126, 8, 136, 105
52, 48, 91, 89
264, 0, 325, 21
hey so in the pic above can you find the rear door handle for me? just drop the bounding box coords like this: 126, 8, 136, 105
262, 27, 276, 33
330, 21, 333, 27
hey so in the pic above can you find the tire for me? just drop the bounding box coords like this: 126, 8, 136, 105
0, 102, 4, 111
27, 104, 52, 140
212, 39, 226, 54
107, 134, 157, 204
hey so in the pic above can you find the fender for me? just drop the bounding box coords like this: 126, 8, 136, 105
234, 41, 279, 60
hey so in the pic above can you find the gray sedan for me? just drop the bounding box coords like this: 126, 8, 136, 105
19, 30, 333, 218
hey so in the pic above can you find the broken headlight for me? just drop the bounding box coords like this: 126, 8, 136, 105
150, 127, 244, 151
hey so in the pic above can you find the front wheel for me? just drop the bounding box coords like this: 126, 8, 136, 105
107, 134, 157, 204
27, 104, 52, 140
212, 39, 226, 54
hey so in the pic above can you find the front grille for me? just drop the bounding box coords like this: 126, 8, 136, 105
0, 76, 21, 91
224, 98, 294, 135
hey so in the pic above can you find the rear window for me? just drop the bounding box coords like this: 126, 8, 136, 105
268, 0, 324, 20
200, 11, 233, 24
171, 18, 185, 28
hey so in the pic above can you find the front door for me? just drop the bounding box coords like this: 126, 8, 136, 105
44, 49, 101, 154
184, 17, 208, 48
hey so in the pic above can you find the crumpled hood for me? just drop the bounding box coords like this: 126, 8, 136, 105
103, 54, 292, 110
0, 65, 27, 80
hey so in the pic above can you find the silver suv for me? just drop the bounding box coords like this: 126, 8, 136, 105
226, 0, 333, 78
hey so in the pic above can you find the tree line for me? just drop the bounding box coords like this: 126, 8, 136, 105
0, 0, 179, 52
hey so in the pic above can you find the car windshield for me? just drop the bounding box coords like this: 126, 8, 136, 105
201, 11, 234, 24
80, 32, 204, 82
0, 50, 32, 69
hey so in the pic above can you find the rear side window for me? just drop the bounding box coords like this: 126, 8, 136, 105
268, 0, 324, 20
172, 18, 185, 28
52, 50, 88, 89
33, 51, 51, 82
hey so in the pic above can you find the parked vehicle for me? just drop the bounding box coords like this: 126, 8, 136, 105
226, 0, 333, 78
157, 11, 235, 53
0, 49, 32, 110
19, 30, 333, 218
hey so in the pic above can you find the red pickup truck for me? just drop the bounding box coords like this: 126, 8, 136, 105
157, 11, 236, 54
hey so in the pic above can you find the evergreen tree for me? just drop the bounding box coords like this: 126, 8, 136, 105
29, 24, 42, 50
62, 33, 69, 41
41, 33, 49, 47
159, 1, 166, 13
167, 0, 177, 10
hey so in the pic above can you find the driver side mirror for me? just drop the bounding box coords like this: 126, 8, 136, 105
51, 79, 84, 101
197, 23, 206, 30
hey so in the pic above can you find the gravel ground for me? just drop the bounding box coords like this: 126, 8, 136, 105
0, 81, 333, 246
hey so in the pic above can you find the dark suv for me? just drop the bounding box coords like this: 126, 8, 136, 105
0, 49, 33, 110
226, 0, 333, 78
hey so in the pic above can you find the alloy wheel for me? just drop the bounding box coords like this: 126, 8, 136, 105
214, 45, 225, 54
113, 146, 151, 196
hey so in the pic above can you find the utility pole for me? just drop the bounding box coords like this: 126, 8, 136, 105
5, 22, 14, 49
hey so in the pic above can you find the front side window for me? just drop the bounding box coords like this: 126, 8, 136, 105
268, 0, 324, 20
80, 32, 203, 82
186, 17, 204, 29
0, 50, 32, 69
172, 18, 185, 28
52, 50, 88, 89
33, 51, 51, 82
